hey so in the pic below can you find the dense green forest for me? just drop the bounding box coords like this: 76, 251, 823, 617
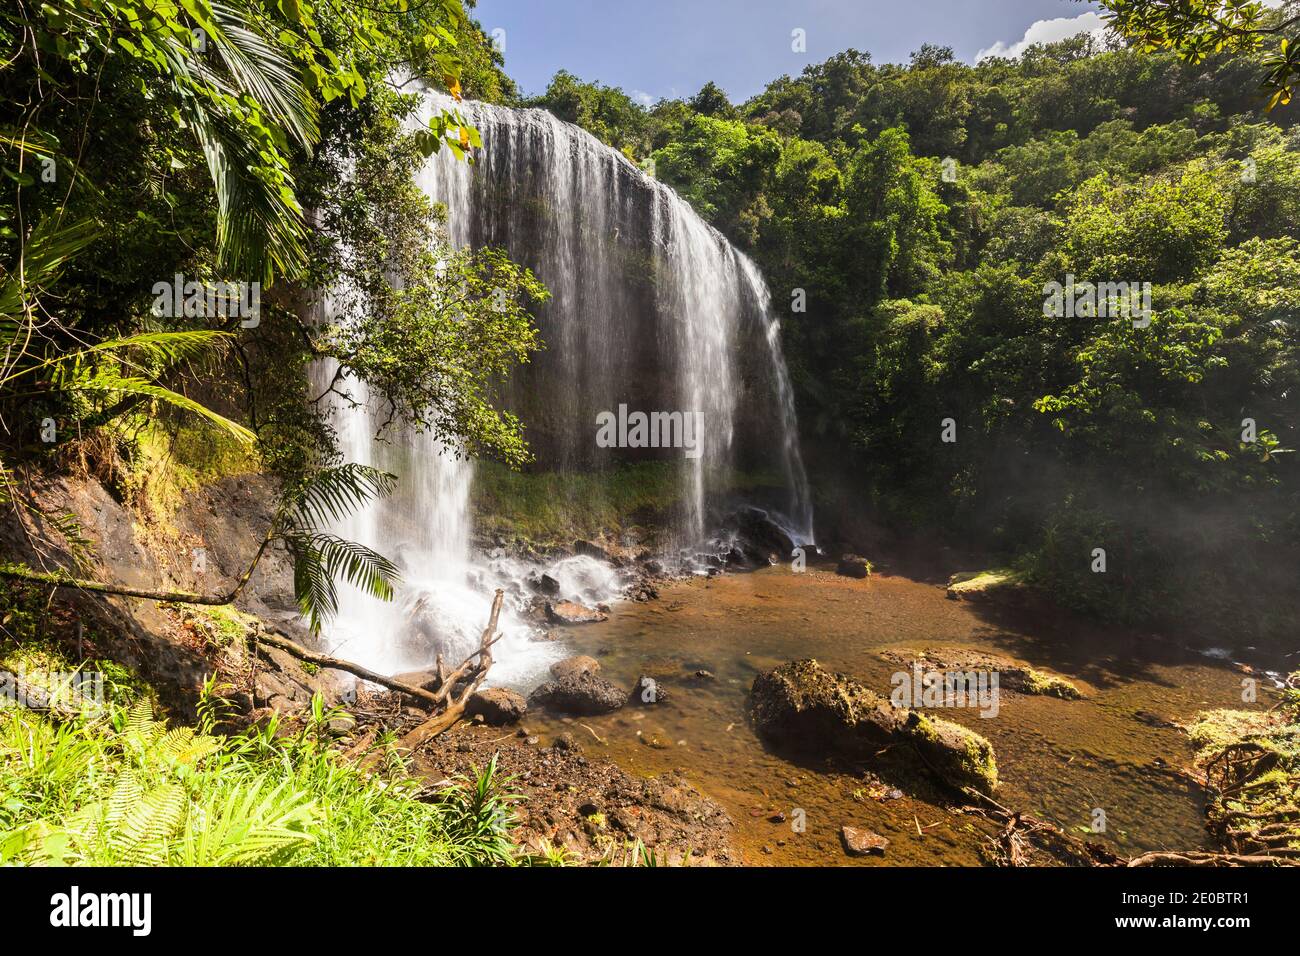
1, 0, 1299, 872
519, 26, 1300, 645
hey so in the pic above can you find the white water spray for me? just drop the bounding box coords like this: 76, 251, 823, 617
311, 93, 813, 689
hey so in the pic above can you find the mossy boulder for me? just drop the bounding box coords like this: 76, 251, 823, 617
750, 659, 998, 795
946, 568, 1025, 602
880, 647, 1083, 700
836, 554, 872, 579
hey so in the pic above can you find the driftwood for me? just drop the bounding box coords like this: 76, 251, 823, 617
1127, 850, 1299, 867
4, 549, 472, 713
961, 788, 1300, 867
961, 788, 1123, 867
253, 627, 444, 707
5, 524, 505, 751
396, 589, 504, 753
1, 526, 276, 605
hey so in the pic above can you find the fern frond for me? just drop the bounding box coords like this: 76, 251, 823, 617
125, 700, 155, 737
158, 728, 221, 768
117, 783, 187, 866
104, 773, 145, 830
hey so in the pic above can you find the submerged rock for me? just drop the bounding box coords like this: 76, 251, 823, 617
880, 647, 1083, 700
466, 688, 527, 726
840, 825, 889, 856
550, 655, 601, 680
529, 671, 626, 715
553, 731, 582, 753
750, 659, 998, 795
629, 674, 669, 705
836, 554, 872, 579
545, 600, 609, 625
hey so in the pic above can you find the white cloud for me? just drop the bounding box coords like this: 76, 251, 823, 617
977, 12, 1109, 61
631, 90, 658, 107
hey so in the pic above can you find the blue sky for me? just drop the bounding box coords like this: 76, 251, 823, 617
469, 0, 1106, 102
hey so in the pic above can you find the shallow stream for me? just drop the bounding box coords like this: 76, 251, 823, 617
522, 563, 1260, 865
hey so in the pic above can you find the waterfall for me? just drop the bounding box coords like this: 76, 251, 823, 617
311, 92, 813, 688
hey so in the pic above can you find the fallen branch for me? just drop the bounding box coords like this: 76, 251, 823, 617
1127, 850, 1299, 867
253, 627, 441, 708
396, 589, 504, 753
960, 787, 1123, 867
961, 788, 1300, 868
1, 525, 276, 605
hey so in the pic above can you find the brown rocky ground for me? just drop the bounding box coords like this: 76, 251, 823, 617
0, 470, 344, 718
411, 719, 737, 865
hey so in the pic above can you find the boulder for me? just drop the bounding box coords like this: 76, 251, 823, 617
529, 671, 626, 715
550, 655, 601, 680
528, 572, 561, 596
326, 713, 357, 736
573, 539, 611, 562
545, 600, 609, 625
841, 826, 889, 856
465, 688, 527, 726
945, 569, 1025, 602
879, 647, 1083, 700
629, 674, 669, 705
735, 506, 796, 558
836, 554, 872, 579
750, 659, 997, 795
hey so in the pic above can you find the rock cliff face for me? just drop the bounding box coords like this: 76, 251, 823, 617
0, 472, 345, 718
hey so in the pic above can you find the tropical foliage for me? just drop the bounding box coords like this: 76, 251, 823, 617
0, 690, 520, 866
0, 0, 541, 630
540, 16, 1300, 642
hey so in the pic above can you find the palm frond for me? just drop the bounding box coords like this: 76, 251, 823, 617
79, 330, 234, 368
150, 5, 311, 283
308, 532, 399, 601
285, 463, 398, 528
0, 217, 102, 321
57, 371, 256, 446
288, 530, 399, 635
206, 1, 319, 147
291, 537, 338, 636
192, 111, 308, 283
